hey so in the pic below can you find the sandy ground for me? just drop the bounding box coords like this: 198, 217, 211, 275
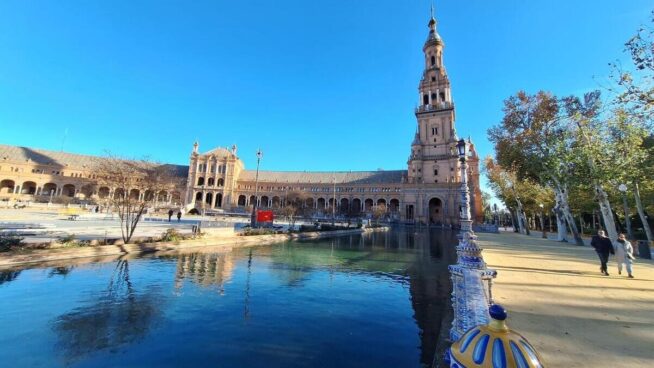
477, 232, 654, 367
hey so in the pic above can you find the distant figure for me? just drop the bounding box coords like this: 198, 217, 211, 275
177, 211, 182, 222
614, 233, 635, 278
95, 206, 99, 213
168, 209, 174, 222
591, 230, 613, 276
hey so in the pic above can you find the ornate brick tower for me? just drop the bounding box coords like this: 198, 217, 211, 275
407, 6, 459, 186
406, 6, 484, 224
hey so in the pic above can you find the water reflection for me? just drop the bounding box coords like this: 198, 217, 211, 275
52, 260, 162, 364
0, 270, 21, 285
1, 228, 456, 368
174, 252, 234, 293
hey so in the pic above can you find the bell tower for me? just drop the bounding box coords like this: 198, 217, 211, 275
408, 5, 459, 185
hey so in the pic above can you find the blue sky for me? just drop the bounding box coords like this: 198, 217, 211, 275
0, 1, 651, 186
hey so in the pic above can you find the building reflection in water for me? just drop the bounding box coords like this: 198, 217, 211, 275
274, 228, 456, 367
174, 252, 235, 294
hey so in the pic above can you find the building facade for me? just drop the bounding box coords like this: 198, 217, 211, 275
0, 12, 483, 224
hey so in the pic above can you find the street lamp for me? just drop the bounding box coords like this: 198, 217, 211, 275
448, 138, 497, 341
618, 183, 634, 239
250, 149, 263, 228
539, 203, 546, 239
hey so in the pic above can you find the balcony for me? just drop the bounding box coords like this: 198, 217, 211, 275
415, 102, 453, 114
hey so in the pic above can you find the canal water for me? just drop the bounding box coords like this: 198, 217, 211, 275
0, 228, 457, 367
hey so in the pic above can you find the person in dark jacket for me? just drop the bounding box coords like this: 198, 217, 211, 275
168, 209, 174, 222
176, 211, 182, 222
591, 230, 614, 276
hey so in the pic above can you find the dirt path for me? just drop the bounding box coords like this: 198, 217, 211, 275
476, 232, 654, 367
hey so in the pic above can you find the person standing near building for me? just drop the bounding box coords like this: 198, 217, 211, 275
177, 210, 182, 222
591, 230, 613, 276
614, 233, 635, 278
168, 209, 173, 222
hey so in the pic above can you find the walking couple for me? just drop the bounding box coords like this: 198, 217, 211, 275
591, 230, 635, 278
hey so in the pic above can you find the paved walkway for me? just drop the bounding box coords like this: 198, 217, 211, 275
476, 232, 654, 367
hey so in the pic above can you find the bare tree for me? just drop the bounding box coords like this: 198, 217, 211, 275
372, 204, 387, 225
95, 155, 182, 243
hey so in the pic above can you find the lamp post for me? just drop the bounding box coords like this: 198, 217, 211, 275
448, 139, 497, 341
250, 149, 263, 228
539, 203, 546, 239
332, 174, 336, 226
618, 183, 634, 239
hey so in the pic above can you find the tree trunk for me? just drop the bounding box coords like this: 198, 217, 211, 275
634, 182, 653, 242
554, 185, 584, 245
553, 190, 568, 241
515, 200, 526, 235
596, 184, 618, 242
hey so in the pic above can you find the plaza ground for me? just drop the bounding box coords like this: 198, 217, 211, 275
477, 231, 654, 367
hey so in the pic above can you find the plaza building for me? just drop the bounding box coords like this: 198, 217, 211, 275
0, 12, 483, 225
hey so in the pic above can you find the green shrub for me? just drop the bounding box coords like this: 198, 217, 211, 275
0, 234, 24, 252
241, 228, 276, 236
161, 228, 183, 242
57, 234, 88, 248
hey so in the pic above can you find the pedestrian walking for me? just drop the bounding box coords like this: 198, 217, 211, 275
177, 211, 182, 222
614, 233, 635, 278
168, 209, 173, 222
590, 230, 613, 276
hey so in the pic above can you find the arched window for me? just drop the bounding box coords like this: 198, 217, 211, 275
430, 56, 435, 66
423, 94, 429, 105
197, 177, 205, 186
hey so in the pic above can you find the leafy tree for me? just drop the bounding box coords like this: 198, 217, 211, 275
488, 91, 583, 244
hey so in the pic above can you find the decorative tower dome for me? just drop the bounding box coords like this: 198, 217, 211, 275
446, 304, 545, 368
425, 3, 443, 47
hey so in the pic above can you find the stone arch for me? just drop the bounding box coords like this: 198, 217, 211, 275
21, 181, 37, 195
428, 197, 443, 225
158, 190, 168, 202
62, 184, 76, 197
249, 195, 256, 206
215, 193, 223, 208
207, 178, 215, 186
364, 198, 374, 212
237, 195, 246, 206
377, 198, 387, 207
98, 187, 110, 199
0, 179, 15, 194
43, 182, 57, 196
80, 184, 94, 198
144, 190, 155, 201
129, 189, 140, 200
171, 191, 181, 204
272, 196, 280, 208
261, 196, 270, 208
197, 177, 205, 186
389, 198, 400, 212
351, 198, 361, 215
317, 197, 326, 209
340, 198, 349, 214
305, 197, 314, 208
195, 192, 203, 202
114, 188, 125, 200
205, 192, 213, 205
217, 178, 224, 187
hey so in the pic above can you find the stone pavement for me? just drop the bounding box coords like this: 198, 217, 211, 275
476, 232, 654, 367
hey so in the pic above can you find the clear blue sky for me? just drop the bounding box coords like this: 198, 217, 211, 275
0, 1, 651, 182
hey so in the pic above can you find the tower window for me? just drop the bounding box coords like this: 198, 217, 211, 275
423, 94, 429, 105
434, 169, 438, 176
431, 76, 436, 82
432, 127, 438, 135
440, 92, 446, 101
430, 56, 435, 66
431, 93, 437, 102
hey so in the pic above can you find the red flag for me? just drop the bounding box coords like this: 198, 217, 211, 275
257, 210, 274, 223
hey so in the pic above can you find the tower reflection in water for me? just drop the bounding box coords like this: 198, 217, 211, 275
174, 252, 235, 294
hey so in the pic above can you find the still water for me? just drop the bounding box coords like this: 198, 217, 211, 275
0, 228, 456, 367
